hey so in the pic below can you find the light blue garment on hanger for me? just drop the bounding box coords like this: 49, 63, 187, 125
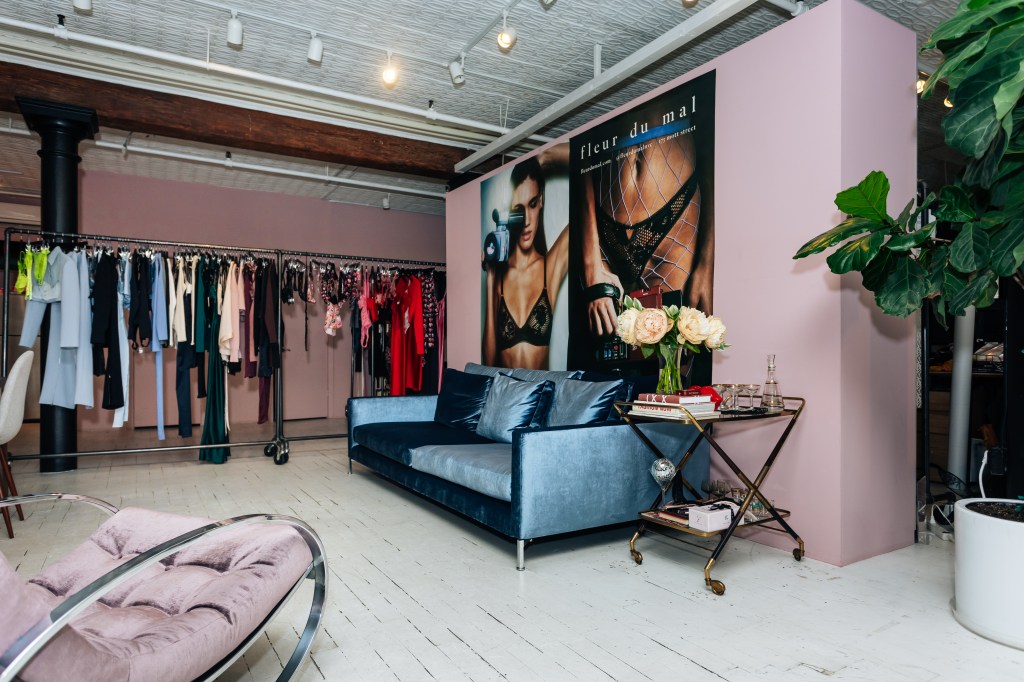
21, 247, 78, 410
69, 250, 94, 409
150, 254, 169, 440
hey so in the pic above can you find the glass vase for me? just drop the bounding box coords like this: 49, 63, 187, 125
656, 345, 688, 395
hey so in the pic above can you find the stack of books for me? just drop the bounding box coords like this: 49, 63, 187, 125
629, 392, 720, 420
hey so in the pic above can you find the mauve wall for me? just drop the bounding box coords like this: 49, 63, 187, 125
76, 171, 444, 432
445, 0, 916, 566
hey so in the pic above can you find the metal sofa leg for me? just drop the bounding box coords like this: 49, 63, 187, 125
516, 539, 526, 571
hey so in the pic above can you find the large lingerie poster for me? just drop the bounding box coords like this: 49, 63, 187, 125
568, 71, 716, 378
480, 145, 570, 370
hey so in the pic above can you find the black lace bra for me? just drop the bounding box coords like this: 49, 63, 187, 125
595, 171, 698, 290
497, 258, 552, 350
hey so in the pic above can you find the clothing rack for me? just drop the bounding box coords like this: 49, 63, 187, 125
2, 226, 444, 466
275, 247, 445, 448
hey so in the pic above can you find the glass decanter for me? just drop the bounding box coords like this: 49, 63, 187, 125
762, 353, 785, 412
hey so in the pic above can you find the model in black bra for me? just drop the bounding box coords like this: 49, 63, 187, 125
496, 257, 553, 350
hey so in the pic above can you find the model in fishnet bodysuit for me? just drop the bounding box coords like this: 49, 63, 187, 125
581, 130, 711, 337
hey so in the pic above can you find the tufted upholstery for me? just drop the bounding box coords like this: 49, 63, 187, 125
3, 507, 314, 682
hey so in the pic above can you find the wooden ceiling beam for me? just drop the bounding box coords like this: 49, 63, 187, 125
0, 62, 470, 180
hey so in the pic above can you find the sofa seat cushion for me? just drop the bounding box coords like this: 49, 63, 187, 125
14, 507, 312, 682
353, 421, 493, 465
408, 444, 514, 502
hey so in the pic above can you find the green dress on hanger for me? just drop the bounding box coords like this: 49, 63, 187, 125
200, 260, 230, 464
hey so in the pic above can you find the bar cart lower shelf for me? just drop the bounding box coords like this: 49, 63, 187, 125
615, 397, 807, 595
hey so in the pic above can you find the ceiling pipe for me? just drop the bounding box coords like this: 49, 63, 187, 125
0, 16, 552, 145
0, 126, 445, 201
455, 0, 795, 173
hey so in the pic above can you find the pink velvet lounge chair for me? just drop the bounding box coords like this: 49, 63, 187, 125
0, 493, 327, 682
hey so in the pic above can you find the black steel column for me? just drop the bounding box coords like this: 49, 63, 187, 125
17, 97, 98, 473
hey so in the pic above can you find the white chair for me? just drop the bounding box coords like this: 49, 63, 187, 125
0, 351, 33, 538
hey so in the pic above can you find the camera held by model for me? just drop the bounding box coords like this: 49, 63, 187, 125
484, 207, 525, 263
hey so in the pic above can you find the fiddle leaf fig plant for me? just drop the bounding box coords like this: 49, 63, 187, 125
794, 0, 1024, 325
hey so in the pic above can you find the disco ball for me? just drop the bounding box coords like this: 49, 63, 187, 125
650, 458, 676, 487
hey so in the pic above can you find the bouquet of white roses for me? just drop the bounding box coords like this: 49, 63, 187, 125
616, 296, 728, 394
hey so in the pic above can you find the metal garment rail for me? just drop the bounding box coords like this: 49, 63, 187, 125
2, 226, 443, 465
276, 247, 445, 453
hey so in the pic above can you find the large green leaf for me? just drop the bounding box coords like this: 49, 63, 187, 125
990, 219, 1024, 275
942, 269, 969, 314
922, 30, 990, 97
977, 277, 1001, 308
948, 270, 998, 315
834, 171, 891, 222
943, 57, 1021, 158
950, 222, 992, 272
924, 245, 950, 296
886, 223, 936, 252
826, 232, 886, 273
875, 257, 930, 317
962, 115, 1012, 188
934, 185, 975, 222
926, 0, 1023, 49
894, 197, 916, 229
793, 216, 885, 259
862, 248, 899, 293
908, 193, 937, 230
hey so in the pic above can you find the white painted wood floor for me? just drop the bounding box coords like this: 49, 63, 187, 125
4, 437, 1022, 681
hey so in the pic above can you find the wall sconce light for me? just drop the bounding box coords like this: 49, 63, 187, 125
226, 11, 243, 47
497, 11, 517, 51
307, 32, 323, 63
449, 53, 465, 86
382, 51, 398, 87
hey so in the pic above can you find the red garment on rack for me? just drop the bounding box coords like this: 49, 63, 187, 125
390, 275, 424, 395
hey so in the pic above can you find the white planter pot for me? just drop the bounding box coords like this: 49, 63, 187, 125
953, 498, 1024, 650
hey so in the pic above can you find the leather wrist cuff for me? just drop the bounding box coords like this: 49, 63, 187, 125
584, 283, 621, 302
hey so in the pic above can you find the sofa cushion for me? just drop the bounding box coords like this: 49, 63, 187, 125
352, 421, 493, 465
464, 362, 502, 378
434, 368, 493, 431
508, 367, 584, 383
546, 378, 624, 427
408, 443, 514, 502
476, 374, 554, 444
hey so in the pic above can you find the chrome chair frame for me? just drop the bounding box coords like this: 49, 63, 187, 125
0, 493, 327, 682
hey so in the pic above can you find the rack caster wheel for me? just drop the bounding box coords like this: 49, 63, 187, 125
273, 440, 290, 465
793, 548, 804, 561
264, 443, 277, 458
630, 550, 643, 565
709, 580, 726, 596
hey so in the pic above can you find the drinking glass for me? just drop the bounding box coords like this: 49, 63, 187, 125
744, 383, 761, 409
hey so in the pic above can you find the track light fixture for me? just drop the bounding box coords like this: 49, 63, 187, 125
226, 10, 243, 47
72, 0, 92, 11
497, 11, 517, 51
944, 97, 953, 108
382, 51, 398, 87
915, 78, 926, 94
448, 53, 466, 86
307, 32, 323, 63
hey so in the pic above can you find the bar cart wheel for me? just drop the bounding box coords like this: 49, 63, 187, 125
793, 548, 804, 561
273, 440, 290, 465
264, 443, 277, 458
709, 580, 726, 596
630, 549, 643, 565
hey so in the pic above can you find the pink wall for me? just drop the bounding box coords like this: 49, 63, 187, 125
76, 171, 444, 432
445, 0, 916, 566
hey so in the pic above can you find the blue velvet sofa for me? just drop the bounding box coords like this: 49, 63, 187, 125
346, 366, 709, 570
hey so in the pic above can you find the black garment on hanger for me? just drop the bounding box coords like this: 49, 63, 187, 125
90, 252, 125, 410
128, 251, 152, 349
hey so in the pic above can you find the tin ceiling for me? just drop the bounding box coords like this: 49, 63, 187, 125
0, 0, 960, 215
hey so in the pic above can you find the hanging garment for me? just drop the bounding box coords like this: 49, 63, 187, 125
189, 255, 199, 345
218, 260, 236, 362
242, 263, 257, 378
69, 250, 95, 408
167, 257, 178, 346
228, 261, 243, 364
128, 252, 152, 349
90, 252, 124, 410
194, 257, 208, 354
150, 254, 169, 441
20, 247, 78, 410
113, 253, 131, 428
200, 271, 230, 464
389, 275, 424, 396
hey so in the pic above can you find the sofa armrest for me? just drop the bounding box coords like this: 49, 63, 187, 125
347, 395, 439, 449
511, 422, 708, 540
